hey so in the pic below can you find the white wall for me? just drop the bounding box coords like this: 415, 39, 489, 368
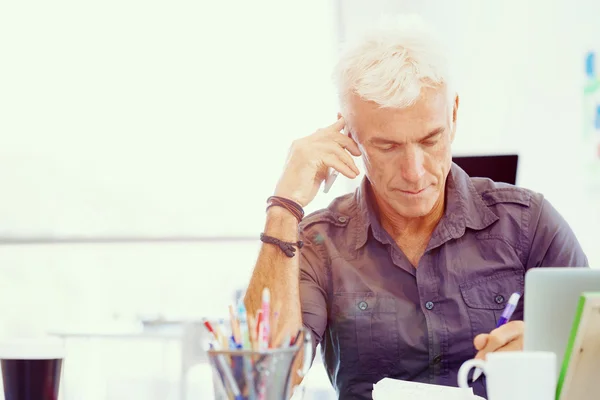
0, 1, 341, 398
0, 0, 343, 238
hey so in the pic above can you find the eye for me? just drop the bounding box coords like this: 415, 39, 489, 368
377, 144, 395, 152
421, 135, 441, 147
421, 131, 443, 147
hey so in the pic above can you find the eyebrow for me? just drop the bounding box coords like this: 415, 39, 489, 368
370, 127, 445, 145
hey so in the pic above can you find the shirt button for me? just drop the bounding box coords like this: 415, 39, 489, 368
357, 301, 368, 311
425, 301, 434, 310
432, 355, 442, 365
495, 295, 505, 304
337, 216, 347, 223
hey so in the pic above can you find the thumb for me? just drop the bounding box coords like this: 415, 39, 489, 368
474, 334, 489, 351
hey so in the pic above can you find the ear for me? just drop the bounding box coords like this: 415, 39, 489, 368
450, 94, 459, 142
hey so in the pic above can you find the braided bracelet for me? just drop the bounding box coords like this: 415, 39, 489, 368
260, 233, 304, 257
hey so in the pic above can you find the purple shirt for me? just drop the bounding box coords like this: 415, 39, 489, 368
298, 163, 588, 399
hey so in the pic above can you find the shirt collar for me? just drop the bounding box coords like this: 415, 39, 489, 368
353, 163, 499, 250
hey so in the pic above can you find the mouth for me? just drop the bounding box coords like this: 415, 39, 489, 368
397, 187, 430, 196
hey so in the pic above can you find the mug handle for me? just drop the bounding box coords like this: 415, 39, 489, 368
457, 358, 487, 389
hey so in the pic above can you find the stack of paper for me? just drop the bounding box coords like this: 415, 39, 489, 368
372, 378, 485, 400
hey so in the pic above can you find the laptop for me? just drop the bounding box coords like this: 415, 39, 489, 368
523, 267, 600, 377
452, 154, 519, 185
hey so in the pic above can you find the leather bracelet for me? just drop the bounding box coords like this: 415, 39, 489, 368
266, 196, 304, 223
260, 233, 304, 257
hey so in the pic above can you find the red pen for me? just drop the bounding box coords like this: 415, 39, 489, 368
290, 329, 302, 346
202, 318, 219, 341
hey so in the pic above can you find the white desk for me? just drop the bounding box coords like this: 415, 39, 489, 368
48, 321, 212, 400
49, 322, 337, 400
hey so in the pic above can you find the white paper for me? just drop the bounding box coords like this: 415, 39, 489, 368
372, 378, 484, 400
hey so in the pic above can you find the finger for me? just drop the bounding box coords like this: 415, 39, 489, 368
473, 334, 488, 351
272, 327, 290, 349
487, 321, 524, 349
325, 142, 360, 175
331, 133, 362, 157
494, 337, 523, 353
322, 153, 358, 180
476, 321, 524, 358
475, 336, 523, 360
327, 117, 345, 132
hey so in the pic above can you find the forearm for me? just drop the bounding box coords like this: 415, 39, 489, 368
243, 118, 353, 392
244, 207, 303, 340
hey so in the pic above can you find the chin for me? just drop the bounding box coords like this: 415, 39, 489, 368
391, 197, 438, 218
391, 203, 435, 218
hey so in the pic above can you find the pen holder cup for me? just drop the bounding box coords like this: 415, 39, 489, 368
206, 333, 312, 400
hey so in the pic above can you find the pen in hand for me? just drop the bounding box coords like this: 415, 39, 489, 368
471, 292, 521, 382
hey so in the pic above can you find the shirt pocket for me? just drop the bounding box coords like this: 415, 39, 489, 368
459, 270, 524, 339
331, 293, 399, 373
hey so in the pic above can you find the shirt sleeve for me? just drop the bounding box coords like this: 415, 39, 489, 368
526, 196, 589, 269
299, 235, 328, 361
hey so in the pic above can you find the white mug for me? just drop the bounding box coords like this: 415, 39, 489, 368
457, 351, 556, 400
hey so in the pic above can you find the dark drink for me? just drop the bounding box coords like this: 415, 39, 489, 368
0, 340, 64, 400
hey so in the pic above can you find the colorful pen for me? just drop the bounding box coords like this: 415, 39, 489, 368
259, 288, 271, 350
202, 319, 219, 342
237, 301, 251, 349
216, 319, 229, 349
229, 304, 242, 345
495, 292, 521, 328
248, 314, 258, 351
472, 292, 521, 382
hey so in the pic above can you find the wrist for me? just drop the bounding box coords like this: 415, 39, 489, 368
266, 196, 304, 223
266, 206, 299, 224
265, 207, 299, 241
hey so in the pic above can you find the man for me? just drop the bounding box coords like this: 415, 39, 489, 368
244, 16, 588, 399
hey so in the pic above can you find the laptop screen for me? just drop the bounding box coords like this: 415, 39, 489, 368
452, 154, 519, 185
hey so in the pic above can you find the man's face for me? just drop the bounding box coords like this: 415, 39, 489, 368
345, 88, 458, 219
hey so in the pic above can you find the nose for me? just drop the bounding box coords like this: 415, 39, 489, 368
399, 145, 426, 184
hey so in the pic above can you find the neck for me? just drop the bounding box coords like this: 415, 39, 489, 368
374, 190, 445, 240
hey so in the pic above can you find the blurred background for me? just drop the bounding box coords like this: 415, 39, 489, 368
0, 0, 598, 398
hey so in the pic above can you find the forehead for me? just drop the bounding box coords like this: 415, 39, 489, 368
345, 88, 449, 141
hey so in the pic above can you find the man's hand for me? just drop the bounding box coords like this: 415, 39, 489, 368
473, 320, 524, 360
273, 117, 361, 207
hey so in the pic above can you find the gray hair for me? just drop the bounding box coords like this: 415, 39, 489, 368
333, 14, 455, 115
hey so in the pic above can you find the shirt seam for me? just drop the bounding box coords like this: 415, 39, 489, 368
474, 233, 527, 253
522, 194, 543, 269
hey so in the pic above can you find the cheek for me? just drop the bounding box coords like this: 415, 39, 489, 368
361, 150, 389, 180
427, 143, 452, 175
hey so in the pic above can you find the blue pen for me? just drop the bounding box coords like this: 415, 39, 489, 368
237, 301, 251, 349
237, 302, 255, 400
472, 292, 521, 382
229, 335, 238, 350
496, 292, 521, 327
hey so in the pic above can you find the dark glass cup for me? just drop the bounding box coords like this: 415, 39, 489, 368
0, 339, 64, 400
